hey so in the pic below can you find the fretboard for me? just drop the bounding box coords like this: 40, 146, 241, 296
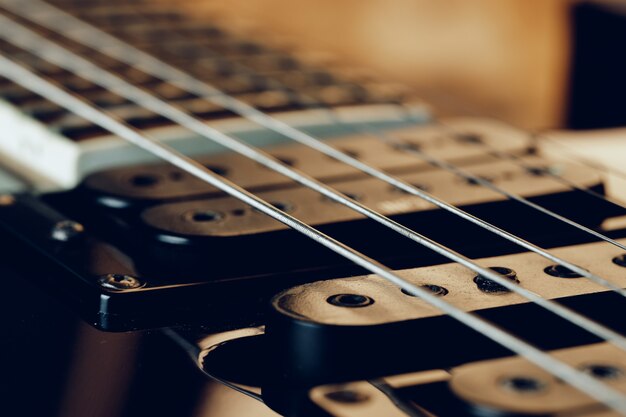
0, 0, 415, 140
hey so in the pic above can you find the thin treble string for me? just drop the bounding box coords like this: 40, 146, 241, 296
302, 115, 626, 296
2, 53, 626, 417
7, 9, 626, 358
3, 4, 625, 305
538, 134, 626, 181
13, 0, 622, 214
83, 2, 626, 264
8, 15, 626, 356
376, 86, 626, 210
465, 127, 626, 209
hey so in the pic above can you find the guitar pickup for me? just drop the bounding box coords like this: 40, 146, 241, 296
305, 342, 626, 417
73, 153, 617, 281
80, 117, 532, 207
5, 118, 620, 331
264, 238, 626, 386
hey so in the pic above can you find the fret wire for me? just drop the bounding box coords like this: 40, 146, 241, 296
2, 53, 626, 417
4, 5, 626, 352
4, 2, 625, 303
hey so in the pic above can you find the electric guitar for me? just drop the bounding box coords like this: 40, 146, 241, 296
2, 1, 626, 416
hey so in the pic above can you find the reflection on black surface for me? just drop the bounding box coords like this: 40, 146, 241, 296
0, 263, 278, 416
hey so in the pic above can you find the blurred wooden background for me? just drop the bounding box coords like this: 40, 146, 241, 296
169, 0, 572, 130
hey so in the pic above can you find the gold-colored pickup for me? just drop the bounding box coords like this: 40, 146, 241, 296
84, 117, 532, 201
310, 342, 626, 417
275, 238, 626, 325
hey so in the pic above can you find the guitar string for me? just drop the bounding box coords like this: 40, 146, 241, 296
344, 56, 626, 204
84, 2, 626, 277
537, 134, 626, 181
14, 0, 626, 214
3, 7, 626, 303
7, 15, 626, 352
3, 0, 624, 398
2, 54, 626, 417
7, 14, 626, 343
102, 1, 626, 244
391, 89, 626, 209
407, 84, 626, 198
475, 137, 626, 208
7, 0, 625, 215
9, 1, 626, 411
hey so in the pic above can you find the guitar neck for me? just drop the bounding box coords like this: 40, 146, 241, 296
0, 0, 426, 191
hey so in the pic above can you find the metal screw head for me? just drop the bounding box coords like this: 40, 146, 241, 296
51, 220, 84, 242
324, 389, 369, 403
500, 376, 547, 394
613, 254, 626, 268
581, 364, 623, 380
327, 294, 374, 308
98, 274, 145, 291
0, 194, 15, 206
474, 266, 519, 293
544, 264, 583, 279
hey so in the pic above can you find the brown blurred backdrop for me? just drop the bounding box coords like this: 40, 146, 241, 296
168, 0, 573, 130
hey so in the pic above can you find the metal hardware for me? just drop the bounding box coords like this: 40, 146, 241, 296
50, 220, 84, 242
474, 267, 519, 293
544, 264, 584, 279
327, 294, 374, 308
98, 273, 145, 290
324, 389, 369, 403
500, 376, 547, 394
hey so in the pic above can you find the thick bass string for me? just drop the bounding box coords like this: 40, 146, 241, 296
1, 1, 626, 414
1, 4, 625, 302
2, 50, 626, 416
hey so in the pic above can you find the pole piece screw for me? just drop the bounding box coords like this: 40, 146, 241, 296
324, 388, 369, 403
500, 376, 547, 394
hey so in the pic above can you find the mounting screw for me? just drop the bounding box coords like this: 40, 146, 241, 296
324, 389, 369, 403
500, 376, 547, 394
51, 220, 84, 242
0, 195, 15, 206
98, 274, 145, 291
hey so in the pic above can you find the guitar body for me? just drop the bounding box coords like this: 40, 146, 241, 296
2, 1, 626, 417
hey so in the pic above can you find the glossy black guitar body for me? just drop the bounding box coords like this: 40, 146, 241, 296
1, 144, 626, 417
3, 1, 626, 416
1, 146, 622, 331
